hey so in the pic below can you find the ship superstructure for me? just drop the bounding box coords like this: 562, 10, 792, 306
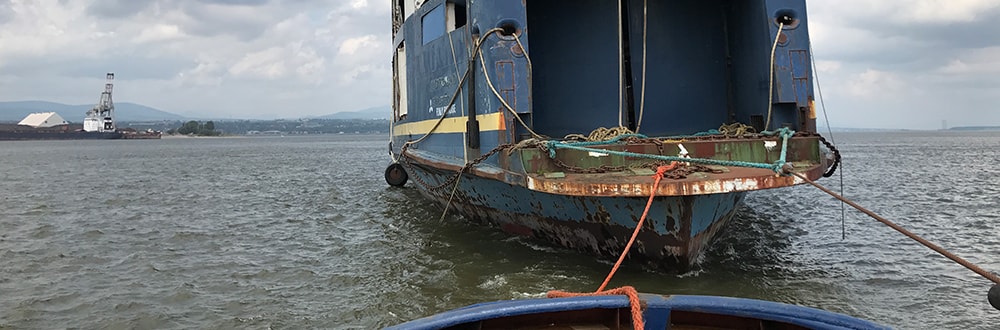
84, 73, 116, 133
384, 0, 838, 269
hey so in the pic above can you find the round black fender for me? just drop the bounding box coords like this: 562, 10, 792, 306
385, 163, 408, 187
989, 284, 1000, 311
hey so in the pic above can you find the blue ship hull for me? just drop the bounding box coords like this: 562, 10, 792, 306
388, 293, 888, 329
386, 0, 833, 268
405, 160, 747, 267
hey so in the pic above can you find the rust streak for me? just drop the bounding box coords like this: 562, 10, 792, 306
526, 165, 825, 197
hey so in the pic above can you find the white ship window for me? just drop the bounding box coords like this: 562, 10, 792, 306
394, 44, 409, 121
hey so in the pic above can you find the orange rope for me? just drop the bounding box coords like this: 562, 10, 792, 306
596, 162, 676, 292
548, 286, 645, 329
545, 163, 677, 330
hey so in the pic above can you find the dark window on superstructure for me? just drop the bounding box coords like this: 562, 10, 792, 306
422, 4, 446, 45
392, 0, 404, 37
452, 2, 466, 30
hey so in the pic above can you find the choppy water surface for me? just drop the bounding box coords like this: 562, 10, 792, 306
1, 132, 998, 329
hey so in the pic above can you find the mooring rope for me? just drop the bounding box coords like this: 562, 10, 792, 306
512, 32, 533, 125
545, 163, 677, 329
477, 42, 546, 140
599, 162, 677, 292
809, 43, 848, 240
786, 169, 1000, 310
438, 173, 463, 223
636, 0, 649, 133
617, 0, 625, 128
764, 22, 785, 131
395, 28, 505, 160
588, 126, 636, 142
718, 123, 756, 137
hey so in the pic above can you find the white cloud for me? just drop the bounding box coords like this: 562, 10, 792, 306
0, 1, 94, 58
846, 69, 906, 99
897, 0, 1000, 24
176, 59, 224, 86
350, 0, 369, 10
809, 0, 1000, 25
339, 35, 379, 56
937, 47, 1000, 75
133, 24, 183, 43
815, 60, 842, 74
227, 42, 325, 82
229, 47, 289, 79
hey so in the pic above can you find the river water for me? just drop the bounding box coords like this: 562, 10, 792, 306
1, 132, 998, 329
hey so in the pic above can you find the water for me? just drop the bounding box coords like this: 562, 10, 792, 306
1, 132, 998, 329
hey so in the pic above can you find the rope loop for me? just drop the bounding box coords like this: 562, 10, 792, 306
548, 286, 646, 329
718, 123, 757, 137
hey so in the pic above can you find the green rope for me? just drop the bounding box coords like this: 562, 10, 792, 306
545, 128, 795, 173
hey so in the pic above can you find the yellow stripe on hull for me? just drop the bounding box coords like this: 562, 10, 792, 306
392, 112, 505, 136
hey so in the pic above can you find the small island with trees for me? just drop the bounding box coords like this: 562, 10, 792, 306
167, 120, 222, 136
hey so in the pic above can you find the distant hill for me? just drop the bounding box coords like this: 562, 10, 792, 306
947, 126, 1000, 131
317, 105, 390, 120
0, 100, 185, 122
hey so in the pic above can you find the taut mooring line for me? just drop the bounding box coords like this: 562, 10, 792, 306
786, 168, 1000, 310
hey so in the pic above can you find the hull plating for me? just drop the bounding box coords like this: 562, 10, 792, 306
407, 162, 745, 268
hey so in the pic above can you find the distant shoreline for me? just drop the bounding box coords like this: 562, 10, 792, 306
945, 126, 1000, 131
819, 127, 1000, 132
160, 135, 245, 139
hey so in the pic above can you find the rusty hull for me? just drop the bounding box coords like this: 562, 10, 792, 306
405, 161, 747, 269
525, 165, 825, 197
407, 136, 829, 197
400, 136, 831, 269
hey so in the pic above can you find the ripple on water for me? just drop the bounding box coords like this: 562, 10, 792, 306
2, 134, 999, 329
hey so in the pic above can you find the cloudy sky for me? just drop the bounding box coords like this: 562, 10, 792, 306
0, 0, 997, 128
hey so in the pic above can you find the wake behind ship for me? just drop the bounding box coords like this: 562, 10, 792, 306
385, 0, 838, 269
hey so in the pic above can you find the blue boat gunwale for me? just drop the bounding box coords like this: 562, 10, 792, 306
387, 294, 889, 330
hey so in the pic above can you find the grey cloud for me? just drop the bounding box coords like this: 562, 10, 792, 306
176, 0, 333, 41
924, 75, 1000, 91
86, 0, 153, 19
65, 57, 195, 81
86, 0, 272, 19
0, 0, 12, 23
197, 0, 270, 5
178, 10, 272, 41
817, 10, 1000, 70
85, 0, 287, 41
2, 55, 193, 81
862, 13, 1000, 50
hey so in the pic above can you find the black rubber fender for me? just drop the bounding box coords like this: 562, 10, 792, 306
385, 163, 408, 187
989, 283, 1000, 311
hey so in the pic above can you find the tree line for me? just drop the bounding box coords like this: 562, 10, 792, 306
123, 118, 389, 135
167, 121, 221, 136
